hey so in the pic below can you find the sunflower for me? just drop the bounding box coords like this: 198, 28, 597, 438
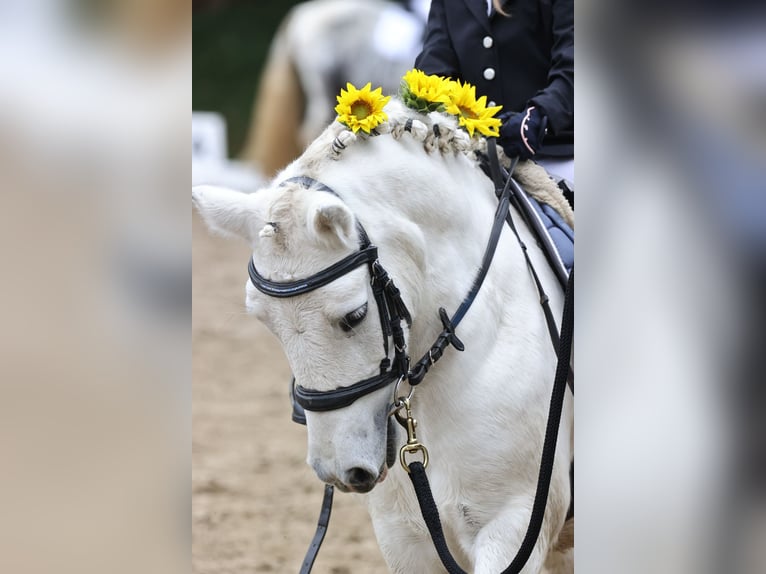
445, 80, 503, 138
334, 82, 391, 133
400, 69, 453, 113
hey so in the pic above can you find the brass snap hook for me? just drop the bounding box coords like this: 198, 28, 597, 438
398, 398, 429, 473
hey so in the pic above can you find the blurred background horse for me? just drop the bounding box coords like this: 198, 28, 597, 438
240, 0, 430, 178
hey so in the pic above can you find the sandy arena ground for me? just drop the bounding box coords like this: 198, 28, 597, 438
193, 212, 389, 573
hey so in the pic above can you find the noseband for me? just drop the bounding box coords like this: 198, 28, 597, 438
247, 176, 413, 412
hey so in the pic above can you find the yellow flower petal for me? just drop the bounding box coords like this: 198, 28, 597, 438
444, 79, 503, 138
400, 68, 455, 112
334, 82, 391, 133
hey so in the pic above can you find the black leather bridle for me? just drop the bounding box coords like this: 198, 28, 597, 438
247, 176, 413, 413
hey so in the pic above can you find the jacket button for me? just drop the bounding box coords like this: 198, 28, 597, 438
488, 101, 496, 107
483, 36, 493, 48
483, 67, 496, 80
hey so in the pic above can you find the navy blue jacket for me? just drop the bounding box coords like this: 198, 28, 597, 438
415, 0, 573, 157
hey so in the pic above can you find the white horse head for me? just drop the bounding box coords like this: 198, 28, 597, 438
195, 99, 573, 571
193, 171, 416, 493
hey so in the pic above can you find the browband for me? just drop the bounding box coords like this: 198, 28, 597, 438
248, 245, 378, 298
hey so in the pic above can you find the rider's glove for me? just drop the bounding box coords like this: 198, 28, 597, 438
498, 106, 548, 159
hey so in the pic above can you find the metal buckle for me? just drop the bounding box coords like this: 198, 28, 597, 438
388, 376, 413, 417
396, 397, 429, 473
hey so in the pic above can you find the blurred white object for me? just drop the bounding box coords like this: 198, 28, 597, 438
372, 5, 423, 61
244, 0, 431, 177
192, 112, 263, 191
192, 111, 227, 162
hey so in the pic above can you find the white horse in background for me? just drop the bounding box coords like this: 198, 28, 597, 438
241, 0, 429, 177
194, 99, 573, 573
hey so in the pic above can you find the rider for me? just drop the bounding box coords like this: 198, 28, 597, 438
415, 0, 574, 189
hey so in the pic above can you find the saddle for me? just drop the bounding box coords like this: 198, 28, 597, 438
479, 153, 574, 289
517, 182, 574, 288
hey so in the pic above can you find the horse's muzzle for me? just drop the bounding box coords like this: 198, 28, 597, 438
344, 465, 382, 493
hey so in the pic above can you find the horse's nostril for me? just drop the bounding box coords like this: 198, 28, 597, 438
345, 467, 377, 491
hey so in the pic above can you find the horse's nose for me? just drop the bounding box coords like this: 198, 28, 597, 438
344, 466, 378, 493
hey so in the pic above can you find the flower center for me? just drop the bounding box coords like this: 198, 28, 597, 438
459, 105, 478, 119
351, 100, 372, 120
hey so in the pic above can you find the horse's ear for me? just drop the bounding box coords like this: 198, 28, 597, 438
306, 194, 356, 249
192, 185, 262, 242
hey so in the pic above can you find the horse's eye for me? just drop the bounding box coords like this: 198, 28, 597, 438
339, 303, 368, 333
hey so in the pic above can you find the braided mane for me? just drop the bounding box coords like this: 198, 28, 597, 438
295, 98, 574, 227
